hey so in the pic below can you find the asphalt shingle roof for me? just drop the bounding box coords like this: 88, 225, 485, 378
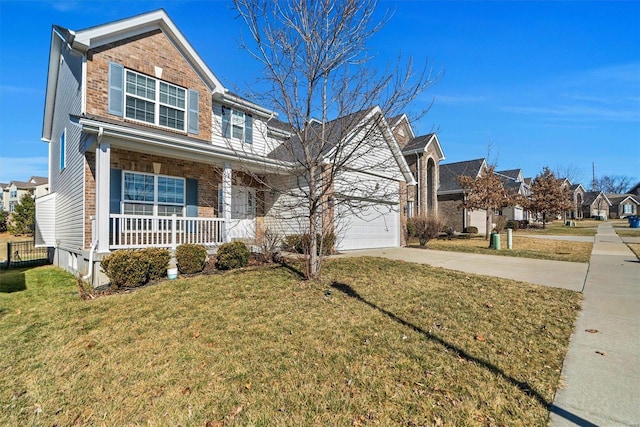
438, 158, 486, 193
401, 133, 436, 153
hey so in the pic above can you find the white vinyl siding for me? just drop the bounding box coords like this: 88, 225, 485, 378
50, 47, 84, 251
35, 193, 57, 247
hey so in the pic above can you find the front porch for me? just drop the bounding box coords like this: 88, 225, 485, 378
109, 214, 225, 250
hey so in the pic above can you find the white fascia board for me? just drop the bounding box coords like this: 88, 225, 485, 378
76, 117, 293, 174
428, 134, 446, 161
72, 10, 224, 94
42, 28, 65, 142
215, 92, 276, 119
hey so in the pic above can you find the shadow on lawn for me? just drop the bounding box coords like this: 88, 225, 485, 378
330, 281, 598, 427
0, 271, 26, 293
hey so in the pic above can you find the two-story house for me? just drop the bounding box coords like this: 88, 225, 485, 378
37, 10, 415, 286
1, 176, 48, 212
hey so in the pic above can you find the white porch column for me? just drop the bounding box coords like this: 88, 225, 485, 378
96, 141, 111, 253
222, 163, 232, 243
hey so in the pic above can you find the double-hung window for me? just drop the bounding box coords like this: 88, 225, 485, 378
623, 204, 633, 215
125, 70, 186, 131
222, 106, 253, 143
122, 171, 185, 217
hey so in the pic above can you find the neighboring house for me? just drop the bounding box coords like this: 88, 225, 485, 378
1, 177, 49, 213
400, 130, 445, 219
38, 10, 415, 286
606, 194, 640, 219
628, 182, 640, 199
437, 158, 488, 234
582, 191, 611, 219
496, 168, 530, 221
0, 183, 6, 212
569, 183, 585, 220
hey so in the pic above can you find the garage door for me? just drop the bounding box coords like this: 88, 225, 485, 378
469, 209, 487, 235
335, 201, 400, 251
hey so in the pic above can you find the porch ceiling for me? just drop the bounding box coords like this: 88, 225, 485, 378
74, 114, 295, 175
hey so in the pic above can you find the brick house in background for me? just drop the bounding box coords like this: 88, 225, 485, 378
37, 10, 416, 286
581, 191, 611, 219
437, 158, 488, 234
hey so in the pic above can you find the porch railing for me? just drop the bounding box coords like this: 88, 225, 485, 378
109, 214, 225, 250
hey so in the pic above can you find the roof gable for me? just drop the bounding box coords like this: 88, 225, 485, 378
438, 158, 487, 193
268, 106, 415, 185
72, 10, 223, 93
43, 9, 225, 141
402, 133, 445, 161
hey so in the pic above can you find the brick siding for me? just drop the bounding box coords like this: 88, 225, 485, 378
86, 30, 212, 142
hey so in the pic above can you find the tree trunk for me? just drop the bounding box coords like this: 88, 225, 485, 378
542, 212, 547, 229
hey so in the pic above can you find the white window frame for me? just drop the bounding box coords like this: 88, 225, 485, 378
623, 204, 633, 214
125, 69, 186, 132
121, 171, 186, 217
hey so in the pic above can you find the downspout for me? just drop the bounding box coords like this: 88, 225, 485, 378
82, 127, 104, 283
415, 152, 420, 216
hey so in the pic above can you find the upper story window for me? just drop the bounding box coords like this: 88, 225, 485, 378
222, 106, 253, 144
10, 190, 17, 198
60, 129, 66, 171
125, 70, 186, 131
109, 62, 199, 135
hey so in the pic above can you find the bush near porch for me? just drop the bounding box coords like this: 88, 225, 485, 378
1, 259, 580, 426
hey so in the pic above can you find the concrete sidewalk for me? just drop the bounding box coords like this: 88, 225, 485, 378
550, 223, 640, 427
338, 246, 588, 291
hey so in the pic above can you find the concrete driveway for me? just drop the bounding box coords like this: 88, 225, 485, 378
337, 247, 588, 291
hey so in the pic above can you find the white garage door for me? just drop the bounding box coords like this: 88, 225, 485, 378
335, 201, 400, 251
469, 209, 487, 235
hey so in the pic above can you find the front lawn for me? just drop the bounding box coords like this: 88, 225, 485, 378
612, 219, 640, 237
517, 220, 598, 236
1, 260, 581, 426
410, 234, 592, 263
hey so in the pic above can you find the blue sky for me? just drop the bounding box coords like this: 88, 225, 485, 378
1, 0, 639, 187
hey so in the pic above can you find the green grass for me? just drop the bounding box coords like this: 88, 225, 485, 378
0, 260, 581, 426
605, 219, 640, 237
411, 234, 592, 263
518, 220, 598, 236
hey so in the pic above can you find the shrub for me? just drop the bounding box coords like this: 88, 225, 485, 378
407, 215, 445, 246
216, 241, 250, 270
100, 250, 149, 288
506, 220, 519, 230
494, 216, 508, 233
176, 244, 208, 274
284, 233, 335, 255
258, 228, 281, 263
519, 220, 529, 229
464, 226, 478, 234
282, 234, 301, 252
139, 247, 171, 280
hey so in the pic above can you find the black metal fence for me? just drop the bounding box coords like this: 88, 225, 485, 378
4, 240, 52, 269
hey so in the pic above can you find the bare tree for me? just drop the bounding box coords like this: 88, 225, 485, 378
458, 165, 513, 240
529, 167, 573, 229
554, 164, 584, 186
231, 0, 439, 278
593, 175, 635, 194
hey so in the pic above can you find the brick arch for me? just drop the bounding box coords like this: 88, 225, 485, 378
425, 155, 438, 215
